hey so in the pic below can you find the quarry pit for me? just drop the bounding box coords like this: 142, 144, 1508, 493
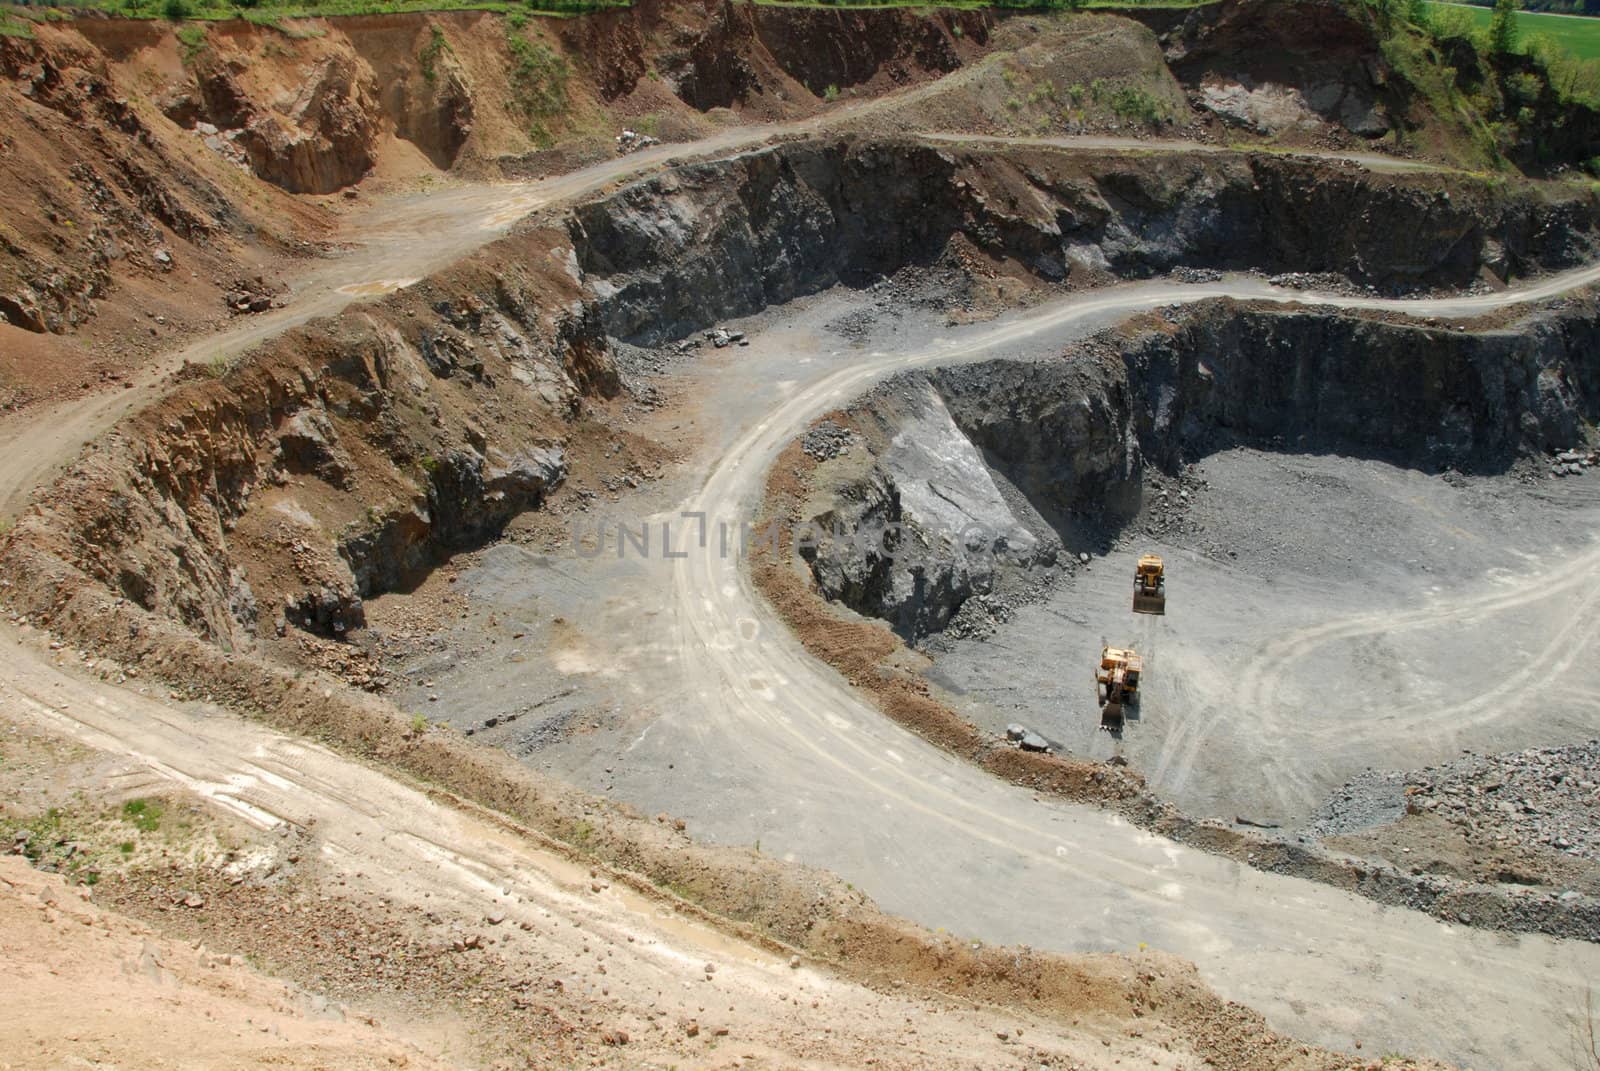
5, 4, 1600, 1071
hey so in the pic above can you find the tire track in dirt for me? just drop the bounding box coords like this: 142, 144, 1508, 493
1153, 539, 1600, 812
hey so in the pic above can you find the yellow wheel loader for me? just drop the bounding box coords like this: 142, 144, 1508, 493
1096, 646, 1143, 732
1133, 554, 1166, 615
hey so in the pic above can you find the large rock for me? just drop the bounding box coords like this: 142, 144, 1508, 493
804, 381, 1066, 641
238, 53, 382, 194
1163, 0, 1393, 140
276, 409, 353, 489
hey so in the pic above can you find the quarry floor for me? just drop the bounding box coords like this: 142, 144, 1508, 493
930, 449, 1600, 832
378, 275, 1600, 1071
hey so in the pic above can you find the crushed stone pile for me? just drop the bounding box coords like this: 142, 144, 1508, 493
1405, 741, 1600, 862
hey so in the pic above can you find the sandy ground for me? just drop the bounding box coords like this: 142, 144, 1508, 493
0, 624, 1247, 1071
0, 856, 453, 1071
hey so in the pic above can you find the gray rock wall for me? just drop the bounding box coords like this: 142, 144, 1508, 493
568, 138, 1600, 347
807, 300, 1600, 639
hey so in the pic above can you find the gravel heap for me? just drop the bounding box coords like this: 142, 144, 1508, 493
1264, 270, 1365, 294
1136, 467, 1208, 542
1302, 769, 1409, 839
610, 338, 693, 379
1547, 446, 1598, 478
931, 569, 1065, 645
824, 308, 879, 344
801, 422, 856, 461
1406, 740, 1600, 862
1169, 266, 1222, 284
865, 263, 975, 315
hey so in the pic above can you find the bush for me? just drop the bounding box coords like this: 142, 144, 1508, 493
505, 29, 570, 146
419, 26, 449, 83
1107, 85, 1168, 124
1490, 0, 1520, 55
162, 0, 191, 20
176, 24, 207, 59
1428, 5, 1486, 47
121, 799, 163, 833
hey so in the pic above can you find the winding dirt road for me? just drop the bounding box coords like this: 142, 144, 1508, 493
669, 271, 1600, 1071
5, 122, 1600, 1070
1150, 537, 1600, 813
2, 625, 1165, 1070
0, 122, 802, 521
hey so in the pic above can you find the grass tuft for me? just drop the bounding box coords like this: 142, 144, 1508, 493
122, 798, 164, 832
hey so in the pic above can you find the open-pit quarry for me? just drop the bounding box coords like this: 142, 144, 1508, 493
4, 2, 1600, 1071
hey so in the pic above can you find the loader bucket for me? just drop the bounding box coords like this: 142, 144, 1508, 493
1100, 700, 1124, 733
1132, 590, 1165, 615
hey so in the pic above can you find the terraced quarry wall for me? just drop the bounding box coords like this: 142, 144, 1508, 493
5, 136, 1599, 661
801, 299, 1600, 641
576, 139, 1600, 347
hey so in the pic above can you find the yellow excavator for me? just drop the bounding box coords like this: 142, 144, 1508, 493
1133, 554, 1166, 615
1096, 646, 1143, 732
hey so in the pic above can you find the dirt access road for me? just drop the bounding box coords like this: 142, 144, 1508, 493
0, 92, 1464, 525
0, 120, 810, 522
5, 111, 1600, 1068
1, 627, 1185, 1071
661, 270, 1600, 1071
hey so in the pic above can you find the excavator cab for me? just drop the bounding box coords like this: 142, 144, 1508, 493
1096, 646, 1143, 732
1133, 554, 1166, 615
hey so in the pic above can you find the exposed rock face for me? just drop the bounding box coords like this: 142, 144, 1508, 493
158, 39, 386, 195
1197, 80, 1383, 138
664, 0, 775, 110
341, 445, 565, 604
9, 133, 1600, 657
622, 0, 984, 113
1160, 0, 1394, 139
235, 53, 382, 194
569, 139, 1600, 347
371, 66, 472, 172
1130, 303, 1600, 470
0, 29, 233, 334
1, 219, 612, 649
801, 382, 1052, 640
748, 3, 983, 98
933, 358, 1145, 526
276, 409, 354, 489
806, 299, 1600, 639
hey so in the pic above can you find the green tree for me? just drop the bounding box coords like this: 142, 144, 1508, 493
1490, 0, 1520, 55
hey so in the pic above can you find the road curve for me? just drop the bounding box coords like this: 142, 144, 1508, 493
0, 119, 818, 521
670, 271, 1600, 1071
0, 107, 1510, 524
